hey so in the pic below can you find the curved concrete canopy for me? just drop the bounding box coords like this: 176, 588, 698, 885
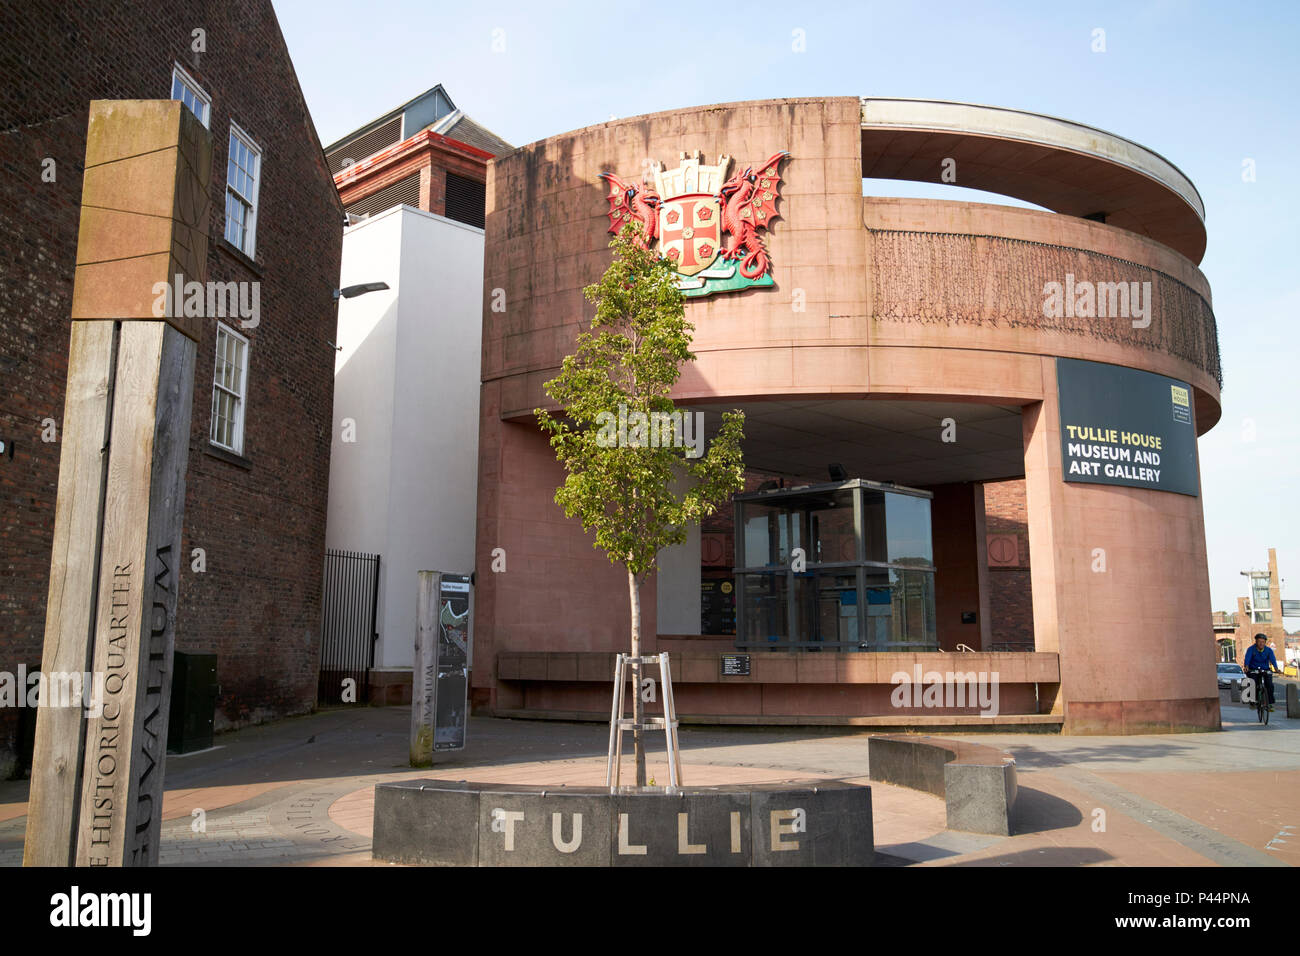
860, 97, 1207, 263
687, 399, 1027, 487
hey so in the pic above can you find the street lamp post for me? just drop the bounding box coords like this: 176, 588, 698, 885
334, 281, 390, 301
329, 281, 390, 349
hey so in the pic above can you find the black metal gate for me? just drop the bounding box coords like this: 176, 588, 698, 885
318, 549, 380, 705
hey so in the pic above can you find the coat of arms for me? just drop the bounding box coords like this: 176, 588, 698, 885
599, 149, 788, 298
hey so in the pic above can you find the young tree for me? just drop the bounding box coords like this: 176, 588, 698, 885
536, 223, 745, 787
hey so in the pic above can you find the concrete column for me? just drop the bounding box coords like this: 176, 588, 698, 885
1022, 357, 1218, 733
1268, 548, 1284, 632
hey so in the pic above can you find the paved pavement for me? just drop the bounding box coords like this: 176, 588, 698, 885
1, 687, 1295, 867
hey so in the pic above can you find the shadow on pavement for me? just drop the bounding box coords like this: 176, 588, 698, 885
1001, 741, 1198, 769
1009, 785, 1083, 834
1, 708, 887, 811
152, 708, 914, 792
159, 709, 619, 791
940, 846, 1113, 867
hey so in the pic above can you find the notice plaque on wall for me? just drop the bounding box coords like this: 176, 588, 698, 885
701, 576, 736, 635
1056, 357, 1199, 497
721, 654, 751, 676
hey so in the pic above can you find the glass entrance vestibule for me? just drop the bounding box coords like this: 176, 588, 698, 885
733, 479, 938, 652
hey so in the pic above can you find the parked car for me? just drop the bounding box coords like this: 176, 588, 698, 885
1217, 662, 1247, 688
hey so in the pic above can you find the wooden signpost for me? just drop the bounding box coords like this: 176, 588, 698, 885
24, 101, 211, 866
410, 571, 440, 767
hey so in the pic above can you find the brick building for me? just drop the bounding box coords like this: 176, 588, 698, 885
1213, 548, 1294, 665
325, 84, 512, 226
983, 479, 1034, 650
0, 1, 343, 776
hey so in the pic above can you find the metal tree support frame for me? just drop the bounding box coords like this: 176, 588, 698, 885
606, 653, 683, 792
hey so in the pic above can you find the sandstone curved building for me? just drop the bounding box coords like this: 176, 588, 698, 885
473, 97, 1221, 734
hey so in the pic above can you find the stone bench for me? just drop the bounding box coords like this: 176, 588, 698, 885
868, 734, 1018, 835
372, 779, 874, 866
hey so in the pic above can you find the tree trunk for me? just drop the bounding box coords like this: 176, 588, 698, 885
628, 566, 647, 787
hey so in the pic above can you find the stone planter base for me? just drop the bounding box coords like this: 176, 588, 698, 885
372, 779, 874, 866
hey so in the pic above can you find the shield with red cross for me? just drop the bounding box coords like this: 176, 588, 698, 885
657, 193, 721, 277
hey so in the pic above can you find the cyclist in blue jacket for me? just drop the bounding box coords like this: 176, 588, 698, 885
1243, 633, 1282, 712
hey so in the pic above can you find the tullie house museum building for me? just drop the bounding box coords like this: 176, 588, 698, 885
475, 96, 1224, 735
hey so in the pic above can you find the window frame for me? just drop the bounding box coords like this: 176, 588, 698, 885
210, 322, 251, 455
732, 481, 938, 652
224, 121, 262, 258
170, 62, 211, 128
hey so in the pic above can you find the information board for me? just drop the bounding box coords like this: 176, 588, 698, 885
701, 576, 736, 635
434, 573, 472, 751
1056, 357, 1200, 497
721, 654, 751, 676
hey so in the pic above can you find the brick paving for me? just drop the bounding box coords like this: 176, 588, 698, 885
0, 687, 1295, 867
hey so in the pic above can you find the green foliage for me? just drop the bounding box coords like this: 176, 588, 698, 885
536, 223, 746, 580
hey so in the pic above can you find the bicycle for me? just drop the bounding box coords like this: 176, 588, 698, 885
1245, 668, 1271, 725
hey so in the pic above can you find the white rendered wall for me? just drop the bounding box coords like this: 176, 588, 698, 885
325, 205, 484, 670
326, 210, 401, 559
381, 209, 483, 668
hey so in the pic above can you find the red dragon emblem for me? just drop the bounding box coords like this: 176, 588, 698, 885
599, 150, 789, 297
598, 170, 661, 244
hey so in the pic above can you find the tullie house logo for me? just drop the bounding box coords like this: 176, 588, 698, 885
599, 149, 789, 298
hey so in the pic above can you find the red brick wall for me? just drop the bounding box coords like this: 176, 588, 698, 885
336, 135, 488, 217
0, 0, 343, 772
983, 478, 1034, 648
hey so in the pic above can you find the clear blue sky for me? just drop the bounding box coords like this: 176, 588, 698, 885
274, 0, 1299, 616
